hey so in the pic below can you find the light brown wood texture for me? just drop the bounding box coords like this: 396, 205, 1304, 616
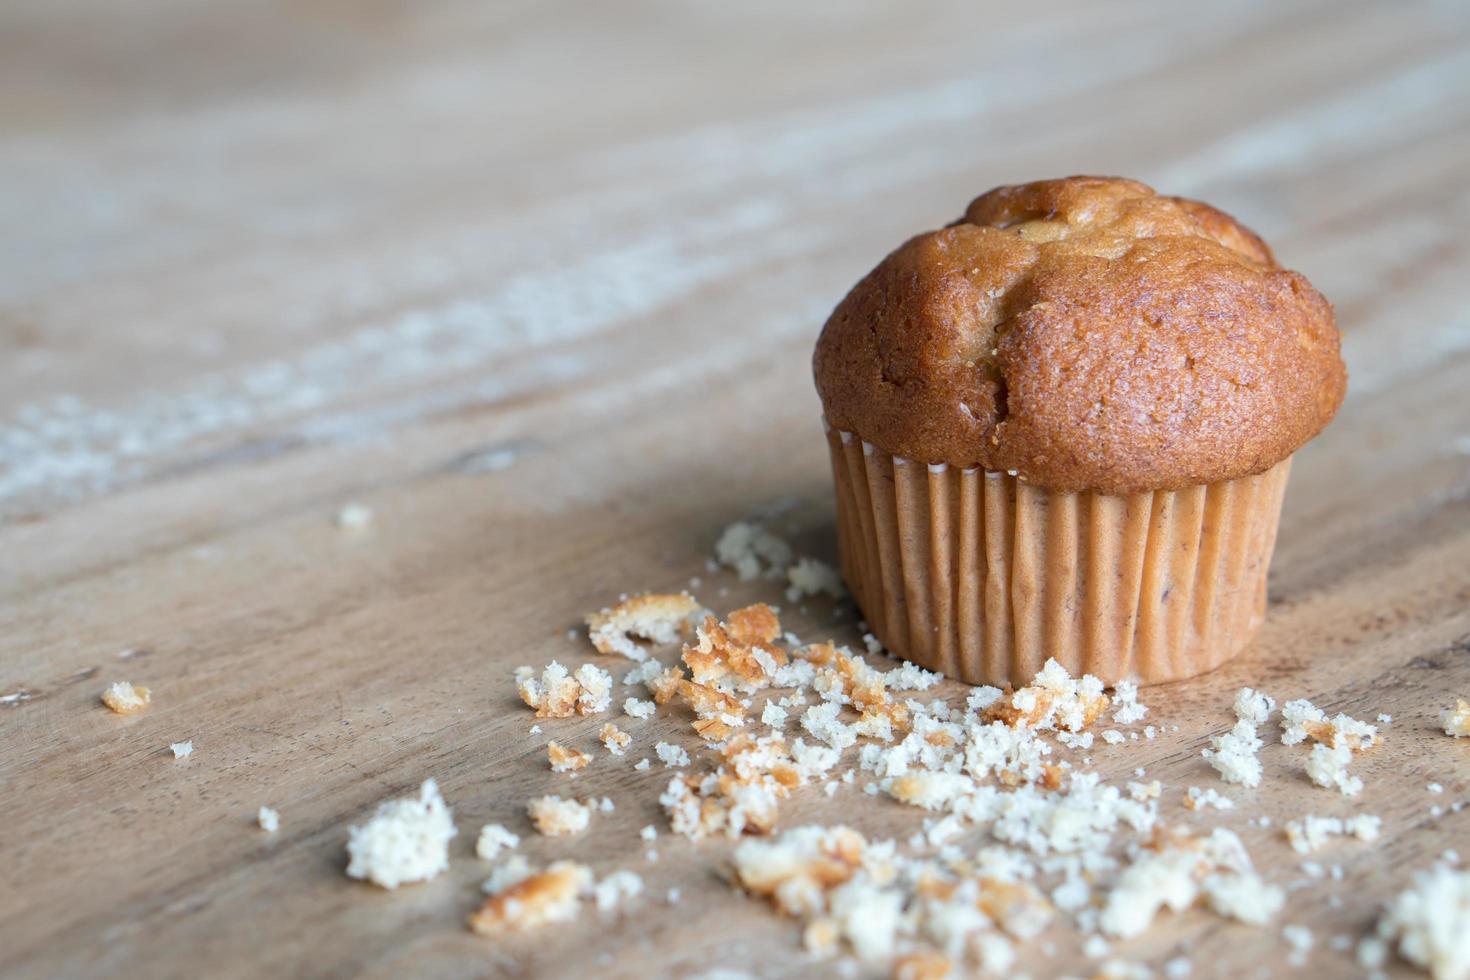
3, 2, 1470, 977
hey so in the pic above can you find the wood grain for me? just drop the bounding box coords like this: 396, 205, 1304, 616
3, 1, 1470, 977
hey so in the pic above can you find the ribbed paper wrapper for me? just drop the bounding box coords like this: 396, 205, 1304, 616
826, 427, 1292, 687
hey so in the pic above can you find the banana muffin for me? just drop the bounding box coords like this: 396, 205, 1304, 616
814, 176, 1346, 686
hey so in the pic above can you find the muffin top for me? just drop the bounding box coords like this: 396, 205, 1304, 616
813, 176, 1346, 494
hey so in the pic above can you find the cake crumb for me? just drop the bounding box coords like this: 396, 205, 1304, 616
101, 681, 151, 715
345, 779, 456, 889
593, 869, 645, 914
527, 795, 591, 836
1203, 718, 1263, 787
1285, 814, 1380, 854
586, 593, 703, 660
600, 722, 631, 756
468, 860, 593, 935
169, 740, 193, 759
548, 740, 591, 772
1442, 699, 1470, 738
715, 521, 792, 581
654, 742, 690, 768
1185, 786, 1235, 811
257, 806, 280, 833
624, 697, 656, 720
1233, 687, 1276, 725
1304, 743, 1362, 797
516, 662, 612, 718
785, 558, 845, 602
1372, 862, 1470, 980
1112, 681, 1148, 725
476, 824, 520, 860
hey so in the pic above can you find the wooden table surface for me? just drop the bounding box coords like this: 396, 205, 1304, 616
4, 2, 1470, 977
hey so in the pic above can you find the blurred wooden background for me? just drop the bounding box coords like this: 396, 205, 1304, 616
3, 1, 1470, 977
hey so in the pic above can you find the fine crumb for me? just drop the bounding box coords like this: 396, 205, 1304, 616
468, 860, 593, 935
586, 593, 703, 660
476, 824, 520, 860
336, 502, 373, 529
345, 779, 456, 889
548, 741, 592, 773
527, 795, 591, 837
257, 806, 280, 833
169, 740, 193, 759
1443, 699, 1470, 738
101, 681, 151, 715
600, 722, 631, 756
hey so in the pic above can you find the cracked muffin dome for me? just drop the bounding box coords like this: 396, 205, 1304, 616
814, 176, 1346, 494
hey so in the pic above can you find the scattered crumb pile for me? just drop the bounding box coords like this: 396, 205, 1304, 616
321, 522, 1462, 977
345, 779, 456, 889
101, 681, 150, 715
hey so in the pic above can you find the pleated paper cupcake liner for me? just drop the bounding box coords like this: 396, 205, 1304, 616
826, 425, 1291, 687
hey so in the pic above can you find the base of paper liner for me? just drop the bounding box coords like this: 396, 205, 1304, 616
826, 429, 1292, 688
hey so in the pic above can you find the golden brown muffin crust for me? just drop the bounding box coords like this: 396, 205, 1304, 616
813, 176, 1346, 494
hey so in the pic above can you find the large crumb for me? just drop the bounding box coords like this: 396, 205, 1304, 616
586, 593, 703, 660
527, 795, 591, 836
345, 779, 456, 889
682, 604, 786, 693
1373, 864, 1470, 980
101, 681, 151, 715
468, 860, 593, 935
